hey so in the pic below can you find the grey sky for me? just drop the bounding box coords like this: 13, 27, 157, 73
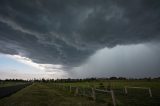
71, 43, 160, 78
0, 0, 160, 78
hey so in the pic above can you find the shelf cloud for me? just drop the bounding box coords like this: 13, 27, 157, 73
0, 0, 160, 78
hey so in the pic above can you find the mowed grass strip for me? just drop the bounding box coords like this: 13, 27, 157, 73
0, 83, 96, 106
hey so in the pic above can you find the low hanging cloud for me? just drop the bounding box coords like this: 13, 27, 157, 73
71, 43, 160, 78
0, 0, 160, 76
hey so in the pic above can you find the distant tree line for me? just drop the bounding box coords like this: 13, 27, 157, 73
0, 79, 29, 82
0, 77, 160, 83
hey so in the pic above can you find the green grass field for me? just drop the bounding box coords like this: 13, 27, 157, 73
61, 80, 160, 89
0, 82, 25, 87
61, 80, 160, 106
0, 80, 160, 106
0, 83, 95, 106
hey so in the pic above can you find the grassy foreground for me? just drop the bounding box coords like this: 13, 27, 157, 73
0, 80, 160, 106
0, 83, 95, 106
61, 80, 160, 105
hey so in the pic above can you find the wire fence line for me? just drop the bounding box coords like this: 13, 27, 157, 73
52, 84, 154, 106
52, 84, 116, 106
124, 86, 152, 97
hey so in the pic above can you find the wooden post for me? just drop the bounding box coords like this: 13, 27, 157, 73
148, 88, 152, 97
63, 85, 66, 90
111, 90, 116, 106
70, 85, 72, 92
92, 88, 96, 100
64, 85, 66, 90
83, 88, 85, 96
62, 85, 64, 90
74, 87, 79, 96
124, 87, 127, 95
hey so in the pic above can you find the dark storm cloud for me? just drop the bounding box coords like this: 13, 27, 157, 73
0, 0, 160, 69
71, 43, 160, 78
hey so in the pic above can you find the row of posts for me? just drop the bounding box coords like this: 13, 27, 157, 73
53, 84, 116, 106
124, 86, 152, 97
53, 84, 153, 106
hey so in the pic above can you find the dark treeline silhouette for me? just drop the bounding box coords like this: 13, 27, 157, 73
1, 77, 160, 83
51, 77, 160, 83
1, 79, 29, 82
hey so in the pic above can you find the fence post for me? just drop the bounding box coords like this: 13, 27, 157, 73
124, 87, 127, 95
74, 87, 79, 96
63, 85, 66, 90
62, 85, 63, 89
111, 90, 116, 106
148, 88, 152, 97
83, 88, 85, 96
64, 85, 66, 90
92, 88, 96, 100
70, 85, 72, 92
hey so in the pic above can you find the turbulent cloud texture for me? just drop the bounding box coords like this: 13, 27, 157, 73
0, 0, 160, 77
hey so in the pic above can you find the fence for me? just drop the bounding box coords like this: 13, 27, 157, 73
124, 86, 152, 97
52, 84, 154, 106
53, 84, 116, 106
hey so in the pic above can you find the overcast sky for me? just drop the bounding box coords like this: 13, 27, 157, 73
0, 0, 160, 79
